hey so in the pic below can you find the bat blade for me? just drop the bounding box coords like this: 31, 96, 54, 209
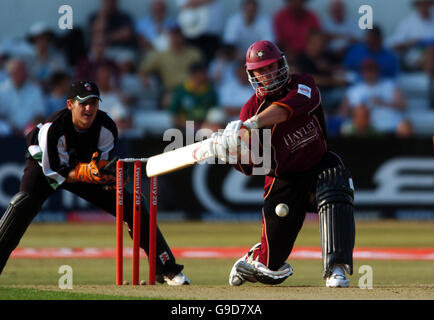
146, 139, 214, 177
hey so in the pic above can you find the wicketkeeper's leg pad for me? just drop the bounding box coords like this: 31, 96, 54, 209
0, 192, 40, 274
316, 165, 355, 278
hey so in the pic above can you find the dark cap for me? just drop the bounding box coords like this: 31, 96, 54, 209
67, 81, 102, 103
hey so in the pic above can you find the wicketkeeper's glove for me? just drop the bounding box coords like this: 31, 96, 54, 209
100, 156, 120, 190
74, 152, 116, 185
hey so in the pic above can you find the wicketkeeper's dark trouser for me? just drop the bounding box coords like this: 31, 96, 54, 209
257, 151, 355, 276
0, 159, 183, 276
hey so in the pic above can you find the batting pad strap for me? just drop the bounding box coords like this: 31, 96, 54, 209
254, 262, 293, 285
234, 260, 258, 283
316, 165, 354, 204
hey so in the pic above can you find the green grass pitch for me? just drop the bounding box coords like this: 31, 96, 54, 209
0, 220, 433, 300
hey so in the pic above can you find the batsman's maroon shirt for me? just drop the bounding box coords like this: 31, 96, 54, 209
235, 74, 328, 196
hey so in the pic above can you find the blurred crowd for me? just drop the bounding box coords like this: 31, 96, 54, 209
0, 0, 433, 139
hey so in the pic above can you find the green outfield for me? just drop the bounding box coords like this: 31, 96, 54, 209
0, 220, 433, 300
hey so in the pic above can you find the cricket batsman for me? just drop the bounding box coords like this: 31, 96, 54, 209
0, 81, 189, 285
209, 40, 355, 287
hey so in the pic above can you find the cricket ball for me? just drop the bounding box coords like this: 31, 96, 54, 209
122, 280, 130, 285
140, 280, 147, 285
275, 203, 289, 217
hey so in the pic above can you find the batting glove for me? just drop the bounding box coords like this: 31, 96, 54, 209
210, 121, 252, 164
243, 115, 259, 130
210, 131, 237, 163
221, 116, 258, 153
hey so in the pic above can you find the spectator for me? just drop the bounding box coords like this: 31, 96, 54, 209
295, 29, 348, 114
200, 106, 226, 132
0, 117, 12, 136
273, 0, 321, 62
396, 119, 415, 138
46, 71, 71, 115
176, 0, 224, 63
95, 63, 131, 136
26, 22, 68, 92
169, 62, 218, 129
0, 58, 46, 135
426, 48, 434, 109
208, 44, 238, 91
387, 0, 434, 71
322, 0, 362, 60
75, 35, 120, 84
140, 24, 203, 108
116, 50, 160, 111
396, 46, 434, 109
136, 0, 175, 52
0, 49, 9, 84
340, 104, 379, 137
223, 0, 274, 55
344, 26, 399, 79
415, 46, 434, 109
0, 51, 12, 136
339, 59, 406, 134
395, 47, 434, 135
56, 28, 88, 67
89, 0, 137, 55
218, 60, 253, 121
116, 51, 169, 137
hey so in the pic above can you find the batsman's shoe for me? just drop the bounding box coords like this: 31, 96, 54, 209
162, 272, 190, 286
326, 265, 349, 288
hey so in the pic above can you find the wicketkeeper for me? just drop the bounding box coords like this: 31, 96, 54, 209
0, 81, 189, 285
208, 40, 355, 287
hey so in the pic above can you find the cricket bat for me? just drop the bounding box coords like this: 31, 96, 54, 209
146, 139, 215, 177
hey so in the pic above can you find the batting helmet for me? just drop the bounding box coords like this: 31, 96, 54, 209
245, 40, 289, 96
